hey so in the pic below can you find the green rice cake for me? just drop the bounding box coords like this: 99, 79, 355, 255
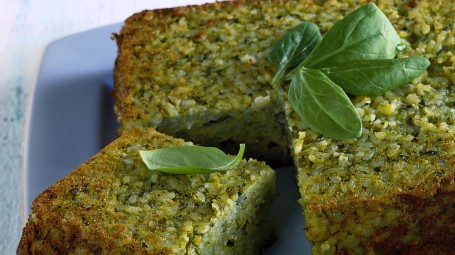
18, 128, 276, 254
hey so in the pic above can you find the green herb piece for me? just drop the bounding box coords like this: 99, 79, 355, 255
299, 3, 401, 69
139, 144, 245, 174
288, 68, 362, 139
268, 3, 429, 140
321, 56, 431, 96
268, 21, 322, 87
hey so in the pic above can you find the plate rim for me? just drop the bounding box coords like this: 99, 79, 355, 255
20, 22, 123, 224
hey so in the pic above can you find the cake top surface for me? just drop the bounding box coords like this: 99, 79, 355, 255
114, 0, 322, 127
115, 0, 455, 206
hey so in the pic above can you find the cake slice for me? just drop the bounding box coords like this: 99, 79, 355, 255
18, 127, 275, 254
112, 0, 455, 254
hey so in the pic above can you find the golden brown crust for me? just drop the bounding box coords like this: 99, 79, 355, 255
18, 128, 180, 254
304, 173, 455, 254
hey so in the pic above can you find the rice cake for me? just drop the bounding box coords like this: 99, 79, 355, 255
17, 127, 276, 254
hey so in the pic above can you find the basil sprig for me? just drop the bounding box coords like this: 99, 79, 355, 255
140, 144, 245, 174
269, 3, 430, 139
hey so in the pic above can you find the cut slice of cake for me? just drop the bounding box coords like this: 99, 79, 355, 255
112, 0, 455, 254
18, 127, 276, 254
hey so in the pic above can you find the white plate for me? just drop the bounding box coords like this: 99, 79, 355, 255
23, 21, 311, 255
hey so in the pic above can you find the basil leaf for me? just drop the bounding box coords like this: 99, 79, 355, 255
139, 144, 245, 174
300, 3, 401, 69
288, 68, 362, 139
269, 21, 322, 87
321, 56, 430, 96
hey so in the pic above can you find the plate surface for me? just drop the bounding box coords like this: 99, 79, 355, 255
23, 22, 311, 255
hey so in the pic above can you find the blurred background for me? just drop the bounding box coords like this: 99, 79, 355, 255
0, 1, 214, 253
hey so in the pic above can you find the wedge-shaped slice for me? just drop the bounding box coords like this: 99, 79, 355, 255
18, 127, 275, 255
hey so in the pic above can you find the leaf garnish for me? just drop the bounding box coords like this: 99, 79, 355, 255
268, 3, 430, 139
268, 21, 322, 87
289, 68, 362, 139
321, 56, 430, 96
140, 144, 245, 174
300, 3, 401, 69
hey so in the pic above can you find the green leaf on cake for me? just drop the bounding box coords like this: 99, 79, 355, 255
268, 3, 429, 139
268, 21, 322, 87
140, 144, 245, 174
320, 56, 430, 96
288, 68, 362, 139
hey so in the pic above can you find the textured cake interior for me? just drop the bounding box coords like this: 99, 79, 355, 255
18, 128, 275, 254
114, 0, 455, 254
